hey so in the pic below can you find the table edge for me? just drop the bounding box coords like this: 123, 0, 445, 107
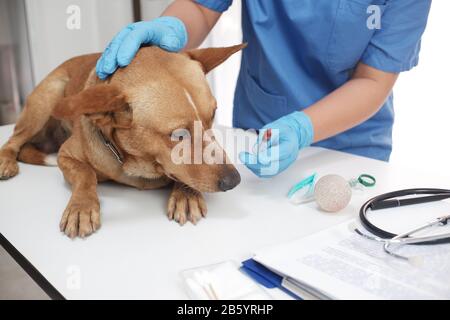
0, 232, 65, 300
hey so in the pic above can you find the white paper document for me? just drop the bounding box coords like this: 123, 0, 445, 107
253, 221, 450, 299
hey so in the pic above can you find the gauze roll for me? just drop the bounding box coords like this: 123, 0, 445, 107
314, 174, 352, 212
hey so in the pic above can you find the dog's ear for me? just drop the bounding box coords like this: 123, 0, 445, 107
185, 43, 247, 74
53, 84, 132, 129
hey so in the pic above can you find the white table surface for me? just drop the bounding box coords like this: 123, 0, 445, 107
1, 124, 450, 299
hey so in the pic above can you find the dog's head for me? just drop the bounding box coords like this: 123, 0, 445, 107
76, 44, 245, 192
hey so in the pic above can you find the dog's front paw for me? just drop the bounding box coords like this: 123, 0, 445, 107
60, 200, 101, 238
0, 154, 19, 180
167, 184, 207, 225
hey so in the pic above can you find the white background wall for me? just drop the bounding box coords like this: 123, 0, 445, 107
141, 0, 172, 20
389, 1, 450, 171
206, 0, 242, 127
25, 0, 134, 83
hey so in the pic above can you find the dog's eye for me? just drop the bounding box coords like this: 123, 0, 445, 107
170, 129, 190, 141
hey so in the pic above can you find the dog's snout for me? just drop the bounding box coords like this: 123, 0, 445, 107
218, 169, 241, 192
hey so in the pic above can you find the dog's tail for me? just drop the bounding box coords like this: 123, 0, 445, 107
18, 143, 58, 167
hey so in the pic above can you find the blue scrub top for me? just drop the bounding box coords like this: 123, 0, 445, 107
196, 0, 431, 161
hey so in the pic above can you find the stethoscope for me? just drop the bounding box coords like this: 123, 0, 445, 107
352, 188, 450, 262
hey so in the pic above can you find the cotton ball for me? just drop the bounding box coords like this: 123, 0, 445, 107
314, 174, 352, 212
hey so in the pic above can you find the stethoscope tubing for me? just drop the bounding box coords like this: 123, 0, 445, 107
359, 188, 450, 245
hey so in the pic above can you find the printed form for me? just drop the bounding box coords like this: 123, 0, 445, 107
253, 220, 450, 299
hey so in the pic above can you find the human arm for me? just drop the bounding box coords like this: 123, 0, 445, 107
161, 0, 221, 49
304, 62, 398, 143
240, 64, 398, 177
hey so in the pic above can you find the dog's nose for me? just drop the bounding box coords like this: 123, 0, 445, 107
218, 169, 241, 191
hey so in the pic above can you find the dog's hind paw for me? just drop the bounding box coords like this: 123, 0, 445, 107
60, 200, 101, 238
167, 183, 207, 226
0, 157, 19, 180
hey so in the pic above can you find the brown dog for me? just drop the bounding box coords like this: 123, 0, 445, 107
0, 44, 245, 238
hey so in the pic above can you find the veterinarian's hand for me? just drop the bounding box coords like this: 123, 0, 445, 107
96, 16, 188, 79
239, 111, 314, 178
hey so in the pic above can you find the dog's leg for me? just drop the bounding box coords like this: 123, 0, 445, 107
167, 182, 207, 225
58, 151, 101, 238
0, 70, 68, 179
17, 143, 57, 166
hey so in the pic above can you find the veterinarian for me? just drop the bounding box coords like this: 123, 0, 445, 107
96, 0, 431, 177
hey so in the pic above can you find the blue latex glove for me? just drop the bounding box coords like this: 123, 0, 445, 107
96, 16, 188, 79
239, 111, 314, 178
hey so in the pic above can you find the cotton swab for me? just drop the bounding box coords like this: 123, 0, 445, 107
252, 128, 272, 155
193, 271, 219, 300
258, 128, 272, 153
